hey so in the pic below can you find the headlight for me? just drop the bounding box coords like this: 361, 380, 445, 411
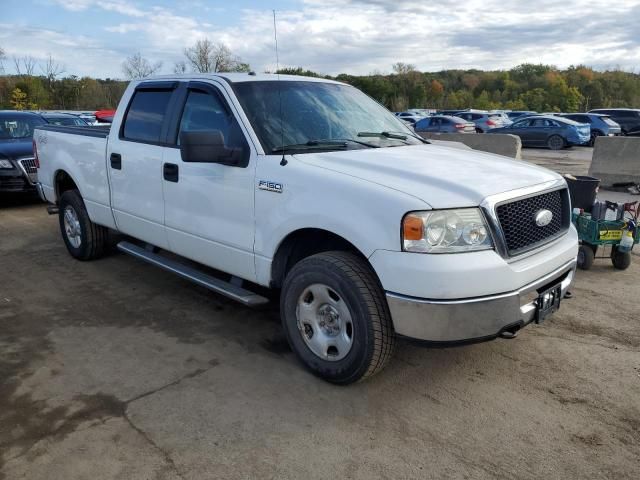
0, 159, 14, 169
402, 208, 493, 253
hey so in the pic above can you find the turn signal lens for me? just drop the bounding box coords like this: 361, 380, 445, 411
402, 214, 424, 241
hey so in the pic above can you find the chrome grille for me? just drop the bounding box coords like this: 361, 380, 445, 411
496, 189, 569, 256
17, 158, 38, 184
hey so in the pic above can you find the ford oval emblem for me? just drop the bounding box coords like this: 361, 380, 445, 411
535, 209, 553, 227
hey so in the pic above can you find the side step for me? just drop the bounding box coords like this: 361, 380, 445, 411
117, 241, 269, 307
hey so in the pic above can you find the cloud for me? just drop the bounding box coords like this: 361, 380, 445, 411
9, 0, 640, 78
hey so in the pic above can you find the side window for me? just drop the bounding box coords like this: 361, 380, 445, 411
512, 120, 528, 128
122, 89, 173, 143
177, 88, 248, 156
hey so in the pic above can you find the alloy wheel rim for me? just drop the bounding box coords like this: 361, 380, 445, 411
63, 206, 82, 248
296, 283, 354, 361
549, 137, 563, 149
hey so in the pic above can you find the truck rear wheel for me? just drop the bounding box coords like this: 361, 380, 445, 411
59, 190, 108, 261
280, 251, 395, 384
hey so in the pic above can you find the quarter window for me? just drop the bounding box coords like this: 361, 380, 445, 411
122, 89, 173, 143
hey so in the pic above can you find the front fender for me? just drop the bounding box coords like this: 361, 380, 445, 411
253, 156, 428, 285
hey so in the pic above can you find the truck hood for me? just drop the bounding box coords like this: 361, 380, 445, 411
0, 139, 34, 160
297, 144, 561, 208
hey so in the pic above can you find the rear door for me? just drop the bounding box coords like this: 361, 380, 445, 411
509, 118, 534, 145
107, 82, 179, 248
528, 118, 551, 145
161, 80, 257, 281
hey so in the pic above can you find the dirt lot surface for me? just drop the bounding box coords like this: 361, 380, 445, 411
1, 149, 639, 479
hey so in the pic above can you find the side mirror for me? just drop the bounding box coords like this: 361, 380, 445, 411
179, 130, 243, 166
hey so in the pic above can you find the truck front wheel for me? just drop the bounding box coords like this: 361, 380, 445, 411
280, 251, 395, 384
59, 190, 108, 261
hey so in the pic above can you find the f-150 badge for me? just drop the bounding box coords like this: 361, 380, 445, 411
258, 180, 283, 193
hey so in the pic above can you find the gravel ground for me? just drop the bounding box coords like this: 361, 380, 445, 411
1, 149, 639, 479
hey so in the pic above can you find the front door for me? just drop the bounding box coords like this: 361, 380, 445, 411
161, 81, 257, 282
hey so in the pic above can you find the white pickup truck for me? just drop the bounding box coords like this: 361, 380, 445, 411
34, 73, 578, 384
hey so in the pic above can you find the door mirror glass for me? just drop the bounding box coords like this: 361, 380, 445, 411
179, 130, 242, 165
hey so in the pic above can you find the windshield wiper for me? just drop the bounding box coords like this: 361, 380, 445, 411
358, 131, 408, 140
313, 138, 380, 149
271, 137, 380, 153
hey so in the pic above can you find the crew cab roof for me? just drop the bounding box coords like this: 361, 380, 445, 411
133, 72, 345, 85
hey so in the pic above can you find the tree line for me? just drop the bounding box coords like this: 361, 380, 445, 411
1, 41, 639, 113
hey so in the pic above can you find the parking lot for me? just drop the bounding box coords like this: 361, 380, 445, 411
1, 148, 639, 480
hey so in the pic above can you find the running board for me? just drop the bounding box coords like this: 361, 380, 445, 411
117, 241, 269, 307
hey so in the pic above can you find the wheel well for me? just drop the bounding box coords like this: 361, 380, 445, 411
271, 229, 365, 288
54, 170, 78, 202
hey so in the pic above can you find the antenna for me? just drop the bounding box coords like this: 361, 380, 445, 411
273, 10, 287, 166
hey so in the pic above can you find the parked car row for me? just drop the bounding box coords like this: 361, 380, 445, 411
397, 106, 640, 149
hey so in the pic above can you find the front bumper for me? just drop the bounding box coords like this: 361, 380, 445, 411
386, 259, 576, 343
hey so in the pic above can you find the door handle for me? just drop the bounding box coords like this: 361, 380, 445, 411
163, 163, 179, 183
110, 153, 122, 170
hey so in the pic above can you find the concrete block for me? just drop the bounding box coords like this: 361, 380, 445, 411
589, 136, 640, 186
418, 133, 522, 159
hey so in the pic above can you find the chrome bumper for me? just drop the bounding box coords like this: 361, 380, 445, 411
386, 259, 576, 342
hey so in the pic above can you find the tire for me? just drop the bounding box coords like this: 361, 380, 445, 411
577, 245, 594, 270
59, 190, 108, 261
280, 251, 395, 384
475, 127, 483, 134
611, 247, 631, 270
547, 135, 565, 150
589, 131, 603, 147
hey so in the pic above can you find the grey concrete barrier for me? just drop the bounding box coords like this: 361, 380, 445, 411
418, 132, 522, 159
589, 136, 640, 186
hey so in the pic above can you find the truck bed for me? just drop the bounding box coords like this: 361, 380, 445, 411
35, 123, 115, 229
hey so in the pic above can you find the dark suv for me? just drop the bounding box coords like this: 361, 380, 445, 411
588, 108, 640, 135
0, 111, 46, 193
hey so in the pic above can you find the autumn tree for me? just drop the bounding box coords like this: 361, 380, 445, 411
183, 39, 250, 73
10, 87, 28, 110
121, 52, 162, 79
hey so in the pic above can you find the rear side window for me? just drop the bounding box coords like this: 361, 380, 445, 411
122, 89, 173, 143
602, 116, 619, 127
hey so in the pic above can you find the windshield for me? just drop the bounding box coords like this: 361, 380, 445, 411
232, 81, 422, 153
0, 115, 45, 140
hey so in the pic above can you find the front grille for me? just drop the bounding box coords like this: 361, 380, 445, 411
17, 158, 38, 184
19, 158, 37, 174
496, 189, 568, 256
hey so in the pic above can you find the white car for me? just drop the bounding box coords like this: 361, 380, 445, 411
34, 74, 578, 384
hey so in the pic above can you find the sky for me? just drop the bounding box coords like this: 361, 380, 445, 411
2, 0, 640, 79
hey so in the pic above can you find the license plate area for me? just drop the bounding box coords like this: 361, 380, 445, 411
535, 284, 562, 324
